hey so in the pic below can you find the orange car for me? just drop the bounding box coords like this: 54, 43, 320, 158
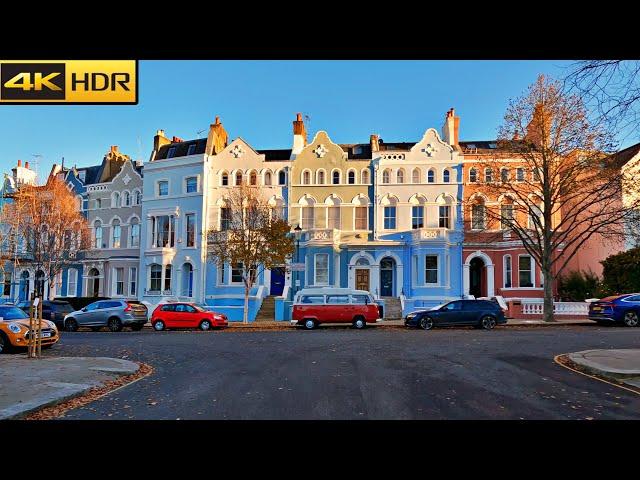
0, 304, 60, 353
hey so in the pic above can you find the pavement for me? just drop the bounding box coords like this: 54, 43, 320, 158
0, 356, 140, 420
567, 349, 640, 389
245, 318, 595, 328
42, 326, 640, 419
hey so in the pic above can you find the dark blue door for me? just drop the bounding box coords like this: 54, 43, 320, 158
270, 267, 285, 296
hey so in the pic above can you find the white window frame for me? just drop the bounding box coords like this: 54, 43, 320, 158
327, 206, 341, 230
111, 220, 121, 248
113, 267, 124, 297
157, 179, 169, 197
185, 213, 196, 248
67, 268, 77, 297
184, 176, 199, 194
129, 218, 140, 248
518, 254, 535, 288
383, 206, 397, 230
301, 206, 314, 230
503, 255, 512, 288
314, 253, 329, 286
129, 267, 137, 297
425, 255, 439, 285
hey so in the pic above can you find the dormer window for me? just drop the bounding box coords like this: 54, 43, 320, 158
187, 144, 196, 156
167, 147, 177, 158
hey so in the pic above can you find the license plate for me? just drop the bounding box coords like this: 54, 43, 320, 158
39, 332, 51, 338
592, 307, 602, 311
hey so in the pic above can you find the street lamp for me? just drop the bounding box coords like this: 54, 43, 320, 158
293, 224, 302, 297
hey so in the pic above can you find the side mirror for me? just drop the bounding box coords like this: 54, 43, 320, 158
81, 307, 88, 312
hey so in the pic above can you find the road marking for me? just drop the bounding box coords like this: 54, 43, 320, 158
553, 354, 640, 396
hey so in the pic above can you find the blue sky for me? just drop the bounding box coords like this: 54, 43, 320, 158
0, 60, 601, 180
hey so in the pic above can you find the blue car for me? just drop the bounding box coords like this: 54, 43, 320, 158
588, 294, 640, 327
404, 299, 507, 330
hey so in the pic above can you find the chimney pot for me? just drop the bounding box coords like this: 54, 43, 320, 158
156, 129, 165, 137
25, 161, 29, 169
110, 145, 118, 153
296, 113, 302, 121
17, 159, 22, 167
215, 116, 220, 125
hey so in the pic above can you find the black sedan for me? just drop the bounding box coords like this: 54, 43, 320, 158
405, 299, 507, 330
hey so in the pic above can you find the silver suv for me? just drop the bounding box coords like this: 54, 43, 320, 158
63, 300, 148, 332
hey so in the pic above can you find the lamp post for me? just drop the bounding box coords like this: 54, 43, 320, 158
293, 224, 302, 298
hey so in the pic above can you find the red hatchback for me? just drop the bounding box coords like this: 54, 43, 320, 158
151, 303, 228, 331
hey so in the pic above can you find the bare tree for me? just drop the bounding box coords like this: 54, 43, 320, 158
565, 60, 640, 141
206, 184, 294, 324
475, 75, 640, 321
4, 178, 89, 357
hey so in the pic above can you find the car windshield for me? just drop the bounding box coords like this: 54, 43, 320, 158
192, 304, 209, 312
0, 306, 29, 320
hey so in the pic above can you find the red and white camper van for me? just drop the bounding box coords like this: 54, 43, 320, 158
291, 288, 383, 330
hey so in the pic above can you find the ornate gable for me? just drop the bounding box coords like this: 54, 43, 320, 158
410, 128, 453, 162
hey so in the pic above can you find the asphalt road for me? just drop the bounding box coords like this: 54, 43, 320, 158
43, 325, 640, 420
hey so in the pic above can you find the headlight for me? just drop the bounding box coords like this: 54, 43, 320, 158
46, 320, 56, 328
406, 313, 416, 319
9, 323, 23, 334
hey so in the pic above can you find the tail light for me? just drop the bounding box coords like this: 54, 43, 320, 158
124, 303, 132, 312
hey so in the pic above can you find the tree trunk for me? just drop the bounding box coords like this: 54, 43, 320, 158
542, 267, 555, 322
243, 282, 250, 325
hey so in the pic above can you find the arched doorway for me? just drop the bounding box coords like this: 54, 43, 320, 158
181, 263, 194, 298
88, 268, 100, 297
35, 270, 45, 298
380, 257, 396, 297
469, 257, 486, 298
20, 271, 30, 301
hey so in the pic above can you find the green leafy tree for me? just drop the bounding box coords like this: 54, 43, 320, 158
600, 247, 640, 295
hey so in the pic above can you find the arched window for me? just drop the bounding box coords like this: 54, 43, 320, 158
485, 168, 493, 182
443, 169, 450, 183
150, 264, 162, 292
516, 167, 525, 182
130, 218, 140, 247
112, 192, 120, 208
136, 190, 142, 205
382, 169, 391, 184
303, 171, 311, 185
412, 168, 421, 184
469, 168, 477, 183
396, 169, 404, 184
332, 170, 340, 185
278, 170, 286, 185
317, 170, 325, 185
348, 170, 356, 184
361, 169, 369, 184
250, 171, 257, 185
501, 168, 509, 182
112, 219, 121, 248
264, 171, 272, 186
94, 221, 103, 249
124, 191, 130, 207
235, 171, 243, 186
428, 169, 435, 183
182, 263, 194, 297
500, 197, 514, 230
221, 171, 229, 186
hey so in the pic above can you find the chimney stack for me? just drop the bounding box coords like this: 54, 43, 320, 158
291, 113, 308, 157
206, 116, 229, 155
17, 159, 22, 168
172, 136, 184, 143
442, 108, 460, 147
150, 129, 171, 161
370, 134, 380, 153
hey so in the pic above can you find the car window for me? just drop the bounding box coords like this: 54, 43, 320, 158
185, 305, 197, 313
352, 295, 370, 304
326, 295, 350, 304
0, 306, 29, 320
301, 295, 324, 304
85, 302, 100, 311
624, 295, 640, 302
175, 304, 187, 312
161, 304, 176, 312
441, 301, 462, 311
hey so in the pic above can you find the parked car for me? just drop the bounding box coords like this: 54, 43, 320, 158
0, 305, 59, 353
63, 300, 148, 332
404, 299, 507, 330
588, 294, 640, 326
291, 288, 383, 330
151, 303, 228, 331
16, 300, 74, 329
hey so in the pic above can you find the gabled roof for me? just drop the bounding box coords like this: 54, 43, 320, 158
155, 138, 207, 160
609, 142, 640, 169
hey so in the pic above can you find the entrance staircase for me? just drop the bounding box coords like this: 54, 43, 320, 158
255, 295, 276, 322
381, 296, 403, 320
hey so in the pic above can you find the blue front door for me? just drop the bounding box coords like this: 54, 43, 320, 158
270, 267, 285, 296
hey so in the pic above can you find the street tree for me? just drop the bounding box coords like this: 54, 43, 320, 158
474, 74, 640, 321
3, 178, 89, 357
206, 184, 294, 324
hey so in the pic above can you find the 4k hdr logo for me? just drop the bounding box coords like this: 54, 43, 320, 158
0, 60, 137, 104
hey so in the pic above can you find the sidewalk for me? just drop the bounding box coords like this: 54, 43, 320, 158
0, 356, 140, 420
566, 349, 640, 389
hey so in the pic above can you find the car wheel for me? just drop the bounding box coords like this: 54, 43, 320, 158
419, 317, 434, 330
107, 317, 123, 332
353, 316, 366, 329
65, 318, 78, 332
0, 332, 10, 354
199, 320, 211, 331
623, 311, 639, 327
90, 326, 102, 332
480, 315, 497, 330
304, 319, 316, 330
153, 320, 165, 331
130, 324, 144, 331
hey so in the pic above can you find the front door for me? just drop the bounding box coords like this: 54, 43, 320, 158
270, 267, 285, 296
355, 269, 370, 291
469, 257, 485, 298
380, 258, 394, 297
